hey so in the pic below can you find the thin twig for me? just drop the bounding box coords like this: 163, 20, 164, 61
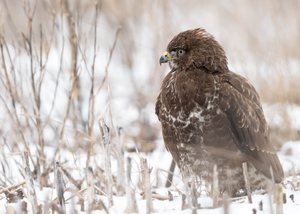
87, 0, 101, 136
60, 167, 81, 190
0, 181, 26, 195
95, 26, 121, 95
86, 1, 101, 168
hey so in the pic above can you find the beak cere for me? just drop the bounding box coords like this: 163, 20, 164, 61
159, 51, 171, 65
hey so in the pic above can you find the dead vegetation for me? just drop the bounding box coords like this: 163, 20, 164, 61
0, 0, 299, 213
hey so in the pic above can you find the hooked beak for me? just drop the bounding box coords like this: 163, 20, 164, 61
159, 51, 172, 65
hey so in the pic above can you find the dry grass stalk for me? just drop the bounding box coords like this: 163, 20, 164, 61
259, 200, 263, 211
22, 0, 47, 185
268, 192, 274, 214
275, 184, 283, 214
212, 164, 219, 207
0, 181, 26, 195
42, 193, 50, 214
223, 193, 229, 214
35, 157, 42, 191
86, 167, 95, 213
87, 1, 101, 136
4, 187, 24, 203
6, 204, 15, 214
265, 166, 276, 214
181, 171, 197, 212
54, 161, 66, 213
56, 0, 85, 161
125, 157, 138, 213
268, 158, 283, 214
62, 0, 83, 127
99, 119, 113, 206
181, 194, 188, 210
151, 192, 171, 200
242, 162, 252, 203
283, 193, 286, 204
190, 179, 198, 214
140, 157, 153, 214
60, 167, 81, 190
0, 37, 33, 162
63, 187, 87, 203
139, 157, 146, 195
268, 166, 275, 214
24, 152, 38, 213
51, 202, 63, 214
19, 200, 28, 213
97, 26, 121, 94
115, 127, 125, 195
86, 1, 101, 169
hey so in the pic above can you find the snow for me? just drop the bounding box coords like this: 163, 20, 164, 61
2, 140, 300, 213
1, 1, 300, 213
278, 141, 300, 175
264, 104, 300, 131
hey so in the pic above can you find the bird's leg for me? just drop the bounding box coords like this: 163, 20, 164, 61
165, 159, 176, 188
190, 178, 198, 213
181, 166, 199, 212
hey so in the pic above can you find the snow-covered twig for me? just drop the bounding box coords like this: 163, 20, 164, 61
86, 167, 95, 213
60, 167, 81, 190
275, 184, 283, 214
223, 193, 229, 214
0, 181, 25, 195
126, 157, 138, 213
54, 161, 65, 213
24, 152, 38, 213
140, 157, 153, 213
181, 170, 197, 213
190, 179, 198, 214
115, 127, 125, 195
212, 164, 219, 207
99, 119, 113, 206
242, 162, 252, 203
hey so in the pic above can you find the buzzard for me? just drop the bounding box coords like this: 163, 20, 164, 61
155, 28, 284, 196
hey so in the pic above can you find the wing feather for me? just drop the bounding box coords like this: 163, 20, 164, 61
219, 72, 284, 182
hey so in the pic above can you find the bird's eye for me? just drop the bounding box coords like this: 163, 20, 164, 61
177, 49, 185, 56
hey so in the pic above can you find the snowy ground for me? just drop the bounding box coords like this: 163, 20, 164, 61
1, 138, 300, 213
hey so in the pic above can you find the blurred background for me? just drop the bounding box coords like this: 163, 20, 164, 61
0, 0, 300, 158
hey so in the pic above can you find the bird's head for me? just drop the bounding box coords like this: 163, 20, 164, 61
159, 28, 228, 72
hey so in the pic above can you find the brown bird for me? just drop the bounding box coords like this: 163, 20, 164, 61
156, 28, 284, 196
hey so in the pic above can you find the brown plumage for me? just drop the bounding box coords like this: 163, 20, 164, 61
156, 28, 284, 195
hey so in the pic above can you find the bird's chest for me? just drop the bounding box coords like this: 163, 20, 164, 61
159, 72, 219, 132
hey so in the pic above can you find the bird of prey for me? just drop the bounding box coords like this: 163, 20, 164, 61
155, 28, 284, 196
